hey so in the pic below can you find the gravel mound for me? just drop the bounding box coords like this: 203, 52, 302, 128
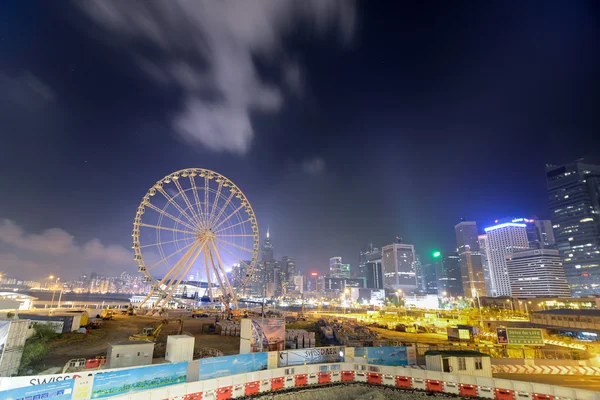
254, 384, 457, 400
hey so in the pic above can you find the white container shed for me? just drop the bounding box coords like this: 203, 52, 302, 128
166, 334, 195, 362
107, 340, 155, 369
0, 319, 31, 377
425, 350, 492, 378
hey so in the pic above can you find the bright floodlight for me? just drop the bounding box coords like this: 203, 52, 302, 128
432, 251, 441, 258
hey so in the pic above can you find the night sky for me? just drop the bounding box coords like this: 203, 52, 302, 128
1, 1, 599, 280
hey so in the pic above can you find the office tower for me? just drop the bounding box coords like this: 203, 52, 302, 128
478, 234, 493, 294
546, 162, 600, 296
280, 256, 296, 290
293, 275, 304, 294
421, 263, 438, 294
439, 252, 463, 297
414, 254, 425, 292
261, 229, 274, 262
381, 239, 417, 292
329, 257, 350, 278
455, 221, 487, 298
365, 260, 383, 289
484, 222, 529, 296
534, 220, 556, 249
506, 249, 571, 298
509, 217, 556, 249
358, 243, 374, 278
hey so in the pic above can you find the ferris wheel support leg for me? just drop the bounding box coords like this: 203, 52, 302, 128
154, 242, 199, 309
161, 241, 206, 308
203, 249, 214, 303
209, 239, 238, 309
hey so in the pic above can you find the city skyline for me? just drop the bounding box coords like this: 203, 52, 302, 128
1, 2, 599, 280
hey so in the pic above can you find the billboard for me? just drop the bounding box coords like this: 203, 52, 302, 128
199, 352, 267, 380
0, 321, 9, 362
496, 328, 544, 345
91, 362, 187, 399
241, 318, 285, 353
0, 379, 73, 400
354, 346, 412, 366
278, 346, 344, 367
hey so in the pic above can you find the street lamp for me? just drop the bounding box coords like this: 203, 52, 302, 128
49, 276, 60, 308
344, 288, 349, 314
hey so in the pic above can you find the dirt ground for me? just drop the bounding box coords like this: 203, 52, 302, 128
38, 314, 241, 371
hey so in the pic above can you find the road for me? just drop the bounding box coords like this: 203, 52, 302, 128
494, 373, 600, 391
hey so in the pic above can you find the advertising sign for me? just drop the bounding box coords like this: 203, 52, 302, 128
199, 352, 267, 380
0, 368, 126, 391
354, 346, 412, 366
243, 318, 285, 353
496, 328, 544, 345
0, 379, 73, 400
91, 362, 187, 399
278, 346, 343, 367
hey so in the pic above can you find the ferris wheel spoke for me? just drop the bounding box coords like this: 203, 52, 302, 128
140, 238, 194, 249
189, 173, 208, 229
143, 202, 198, 232
212, 204, 245, 231
213, 218, 250, 235
217, 234, 255, 238
156, 187, 199, 231
208, 190, 235, 230
215, 237, 255, 255
207, 179, 223, 228
173, 178, 203, 227
203, 174, 210, 227
146, 240, 196, 270
138, 223, 197, 236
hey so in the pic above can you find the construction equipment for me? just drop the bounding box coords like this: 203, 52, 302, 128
219, 294, 240, 320
129, 316, 184, 341
100, 309, 115, 320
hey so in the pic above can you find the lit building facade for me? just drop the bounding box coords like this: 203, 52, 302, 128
478, 234, 493, 294
381, 241, 417, 292
365, 261, 383, 289
440, 252, 463, 298
484, 223, 529, 296
329, 257, 350, 278
546, 162, 600, 296
455, 221, 487, 298
506, 249, 571, 298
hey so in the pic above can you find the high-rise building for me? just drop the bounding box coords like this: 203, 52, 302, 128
546, 162, 600, 296
439, 252, 463, 297
506, 249, 571, 298
421, 263, 438, 294
293, 275, 304, 295
455, 222, 487, 298
261, 229, 274, 263
357, 243, 374, 278
478, 234, 493, 294
381, 239, 417, 292
484, 222, 529, 296
365, 261, 383, 289
509, 217, 556, 249
280, 256, 296, 290
329, 257, 350, 278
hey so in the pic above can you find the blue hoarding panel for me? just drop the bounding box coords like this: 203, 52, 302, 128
355, 346, 409, 366
91, 362, 187, 399
0, 379, 73, 400
199, 352, 268, 380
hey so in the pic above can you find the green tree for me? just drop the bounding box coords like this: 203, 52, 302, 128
18, 323, 60, 374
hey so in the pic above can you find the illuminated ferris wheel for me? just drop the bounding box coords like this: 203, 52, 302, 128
132, 168, 259, 308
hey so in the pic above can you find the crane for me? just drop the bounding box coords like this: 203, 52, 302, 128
129, 316, 184, 341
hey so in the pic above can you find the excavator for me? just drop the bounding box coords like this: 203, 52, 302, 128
129, 316, 184, 341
